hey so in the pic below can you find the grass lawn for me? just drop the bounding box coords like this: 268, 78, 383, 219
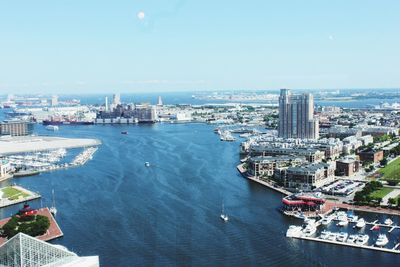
369, 187, 393, 199
380, 157, 400, 180
1, 187, 30, 200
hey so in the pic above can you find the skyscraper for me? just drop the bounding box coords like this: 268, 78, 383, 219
278, 89, 319, 140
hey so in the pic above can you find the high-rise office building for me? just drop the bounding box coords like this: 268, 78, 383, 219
112, 93, 121, 106
278, 89, 319, 140
51, 95, 58, 106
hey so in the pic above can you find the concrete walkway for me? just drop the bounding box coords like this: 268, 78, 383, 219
382, 189, 400, 205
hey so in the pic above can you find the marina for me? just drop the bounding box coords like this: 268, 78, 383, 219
286, 209, 400, 254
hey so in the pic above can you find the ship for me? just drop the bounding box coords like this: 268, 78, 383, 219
42, 120, 94, 125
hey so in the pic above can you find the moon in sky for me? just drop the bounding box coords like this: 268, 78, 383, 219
137, 11, 145, 20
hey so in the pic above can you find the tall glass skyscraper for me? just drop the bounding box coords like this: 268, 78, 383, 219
278, 89, 319, 140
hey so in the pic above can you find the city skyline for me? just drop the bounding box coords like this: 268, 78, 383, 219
1, 1, 400, 93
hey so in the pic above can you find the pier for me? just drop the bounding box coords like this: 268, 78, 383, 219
292, 235, 400, 254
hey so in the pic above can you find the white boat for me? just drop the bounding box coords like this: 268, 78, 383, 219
321, 215, 333, 225
384, 218, 393, 226
327, 233, 337, 241
355, 234, 369, 245
49, 189, 57, 217
347, 234, 358, 243
145, 162, 150, 167
336, 232, 348, 242
286, 225, 303, 238
220, 203, 229, 222
303, 224, 317, 237
355, 218, 366, 228
338, 218, 349, 227
320, 230, 330, 240
375, 234, 389, 247
46, 125, 59, 131
347, 213, 358, 223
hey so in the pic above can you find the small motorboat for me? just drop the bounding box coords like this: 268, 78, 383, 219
355, 234, 369, 246
355, 218, 366, 228
384, 218, 393, 226
121, 131, 128, 135
336, 232, 348, 242
347, 234, 358, 243
145, 162, 150, 167
375, 234, 389, 247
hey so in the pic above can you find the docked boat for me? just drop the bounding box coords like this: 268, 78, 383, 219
355, 234, 369, 245
49, 189, 57, 217
321, 215, 333, 225
303, 224, 317, 237
347, 234, 358, 243
347, 212, 358, 223
375, 234, 389, 247
384, 218, 393, 226
336, 232, 348, 242
286, 225, 303, 238
355, 218, 366, 228
338, 218, 349, 227
327, 233, 337, 241
220, 203, 229, 222
45, 125, 59, 131
320, 230, 330, 240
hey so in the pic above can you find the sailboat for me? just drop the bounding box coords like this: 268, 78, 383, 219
220, 203, 229, 222
49, 189, 57, 217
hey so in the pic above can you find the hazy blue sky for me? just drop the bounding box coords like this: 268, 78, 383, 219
0, 0, 399, 93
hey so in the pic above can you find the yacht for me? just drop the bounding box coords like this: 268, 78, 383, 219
303, 224, 317, 237
327, 233, 337, 241
338, 218, 349, 227
49, 189, 57, 217
320, 230, 330, 239
45, 125, 59, 131
347, 213, 358, 223
321, 215, 333, 225
347, 234, 358, 243
384, 218, 393, 226
355, 218, 366, 228
286, 225, 303, 238
220, 203, 229, 222
355, 234, 369, 245
336, 232, 348, 242
375, 234, 389, 247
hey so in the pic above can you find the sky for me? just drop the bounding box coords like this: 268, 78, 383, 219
0, 0, 399, 94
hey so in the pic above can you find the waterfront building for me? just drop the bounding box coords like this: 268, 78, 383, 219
336, 158, 360, 176
0, 160, 11, 180
112, 93, 121, 106
358, 149, 384, 163
275, 162, 335, 191
0, 120, 34, 136
247, 155, 306, 177
282, 193, 325, 212
157, 96, 163, 106
278, 89, 319, 140
0, 233, 99, 266
250, 146, 324, 163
